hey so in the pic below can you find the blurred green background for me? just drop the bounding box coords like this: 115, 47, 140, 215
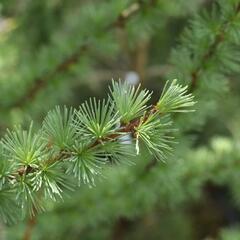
1, 0, 240, 239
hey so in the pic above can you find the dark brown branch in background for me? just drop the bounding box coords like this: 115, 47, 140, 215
22, 193, 42, 240
112, 2, 140, 29
190, 32, 224, 91
143, 158, 158, 173
112, 0, 157, 29
131, 37, 150, 83
10, 0, 157, 109
22, 216, 37, 240
111, 217, 134, 240
11, 44, 88, 108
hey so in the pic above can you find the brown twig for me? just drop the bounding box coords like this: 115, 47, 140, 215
143, 158, 158, 173
111, 217, 134, 240
11, 44, 88, 108
22, 191, 43, 240
112, 2, 140, 29
22, 216, 37, 240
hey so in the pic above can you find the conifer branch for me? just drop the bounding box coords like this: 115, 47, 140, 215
8, 104, 157, 180
142, 0, 240, 179
190, 2, 240, 91
9, 0, 158, 109
0, 80, 195, 223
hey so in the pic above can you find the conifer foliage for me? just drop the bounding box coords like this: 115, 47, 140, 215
2, 0, 240, 239
0, 80, 195, 223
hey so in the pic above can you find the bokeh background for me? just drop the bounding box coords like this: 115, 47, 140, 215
1, 0, 240, 239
